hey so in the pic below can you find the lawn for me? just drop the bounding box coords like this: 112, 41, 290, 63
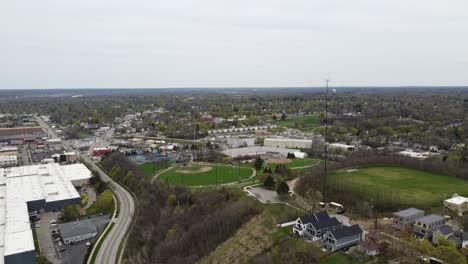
266, 158, 320, 169
274, 115, 320, 132
138, 161, 173, 177
329, 166, 468, 208
158, 164, 253, 186
319, 253, 356, 264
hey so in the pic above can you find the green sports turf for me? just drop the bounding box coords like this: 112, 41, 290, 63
139, 161, 174, 177
329, 166, 468, 207
159, 164, 253, 186
274, 115, 320, 132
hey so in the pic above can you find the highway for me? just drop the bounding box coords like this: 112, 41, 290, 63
36, 116, 135, 264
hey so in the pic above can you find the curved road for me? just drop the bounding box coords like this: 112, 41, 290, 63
84, 156, 135, 264
36, 116, 135, 264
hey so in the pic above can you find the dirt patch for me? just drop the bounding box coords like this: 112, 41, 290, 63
176, 166, 213, 174
199, 213, 272, 264
266, 158, 291, 164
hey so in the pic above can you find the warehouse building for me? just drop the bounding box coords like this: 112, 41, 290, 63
0, 163, 92, 264
264, 138, 312, 149
222, 146, 296, 158
0, 127, 45, 144
227, 136, 255, 148
0, 147, 17, 168
60, 219, 98, 244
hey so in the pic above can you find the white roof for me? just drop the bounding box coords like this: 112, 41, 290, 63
60, 163, 92, 182
265, 138, 312, 143
0, 163, 92, 260
445, 196, 468, 205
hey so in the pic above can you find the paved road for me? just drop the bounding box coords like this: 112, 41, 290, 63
84, 156, 135, 264
36, 116, 135, 264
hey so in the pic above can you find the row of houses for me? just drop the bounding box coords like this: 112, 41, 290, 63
207, 125, 278, 134
393, 208, 468, 247
292, 212, 363, 252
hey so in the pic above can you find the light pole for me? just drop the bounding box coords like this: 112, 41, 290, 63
324, 79, 330, 200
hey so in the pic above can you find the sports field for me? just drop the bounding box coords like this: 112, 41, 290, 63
138, 161, 173, 177
266, 158, 320, 169
274, 115, 320, 132
159, 164, 253, 186
330, 166, 468, 207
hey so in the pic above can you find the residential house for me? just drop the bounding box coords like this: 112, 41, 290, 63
444, 195, 468, 216
322, 224, 363, 252
432, 225, 454, 245
359, 232, 389, 256
392, 208, 424, 230
414, 214, 447, 239
293, 211, 342, 241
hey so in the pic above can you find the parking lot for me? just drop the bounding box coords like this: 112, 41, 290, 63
35, 212, 110, 264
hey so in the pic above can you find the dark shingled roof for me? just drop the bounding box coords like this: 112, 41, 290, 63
330, 224, 363, 240
301, 211, 341, 230
436, 225, 454, 236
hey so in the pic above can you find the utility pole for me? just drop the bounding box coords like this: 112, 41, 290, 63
324, 79, 330, 200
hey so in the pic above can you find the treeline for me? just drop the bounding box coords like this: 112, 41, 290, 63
100, 152, 257, 264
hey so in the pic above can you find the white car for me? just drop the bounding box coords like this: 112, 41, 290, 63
50, 219, 57, 224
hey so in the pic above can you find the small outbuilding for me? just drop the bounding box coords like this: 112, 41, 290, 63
59, 219, 98, 244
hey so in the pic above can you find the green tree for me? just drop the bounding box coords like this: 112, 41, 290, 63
86, 189, 114, 215
276, 181, 290, 195
123, 171, 135, 183
168, 194, 177, 205
281, 113, 286, 121
110, 165, 121, 179
62, 205, 82, 221
254, 157, 264, 171
263, 175, 275, 188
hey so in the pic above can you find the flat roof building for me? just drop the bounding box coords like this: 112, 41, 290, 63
59, 219, 97, 244
444, 196, 468, 216
221, 146, 296, 158
0, 163, 92, 264
264, 138, 312, 149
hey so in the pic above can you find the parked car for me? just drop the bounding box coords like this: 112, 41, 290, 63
50, 219, 57, 224
50, 223, 58, 228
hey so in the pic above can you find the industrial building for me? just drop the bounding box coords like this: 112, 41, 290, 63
0, 127, 45, 144
264, 138, 312, 149
0, 147, 18, 168
0, 163, 92, 264
227, 136, 255, 148
222, 146, 296, 158
59, 219, 98, 244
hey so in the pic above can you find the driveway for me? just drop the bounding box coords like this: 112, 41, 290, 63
245, 186, 281, 203
330, 214, 350, 226
36, 211, 61, 264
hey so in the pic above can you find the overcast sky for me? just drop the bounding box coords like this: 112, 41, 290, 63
1, 0, 468, 89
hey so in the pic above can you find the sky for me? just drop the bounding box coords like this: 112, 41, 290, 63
1, 0, 468, 89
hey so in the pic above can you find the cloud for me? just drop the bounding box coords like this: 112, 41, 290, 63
1, 0, 467, 88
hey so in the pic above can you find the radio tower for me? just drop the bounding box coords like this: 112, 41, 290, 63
323, 79, 330, 199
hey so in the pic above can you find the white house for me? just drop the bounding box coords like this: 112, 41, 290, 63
444, 195, 468, 216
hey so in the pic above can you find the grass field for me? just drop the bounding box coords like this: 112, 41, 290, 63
274, 115, 320, 132
266, 158, 320, 169
330, 166, 468, 207
319, 253, 356, 264
159, 164, 253, 186
138, 161, 174, 177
